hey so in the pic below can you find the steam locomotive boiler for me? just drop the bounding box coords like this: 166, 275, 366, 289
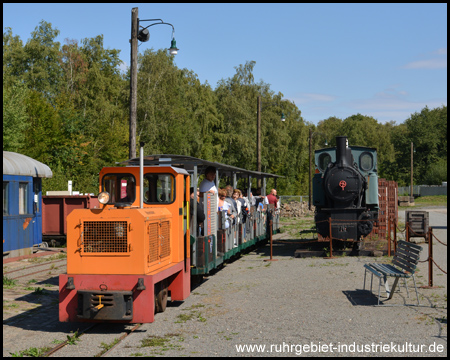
313, 136, 379, 245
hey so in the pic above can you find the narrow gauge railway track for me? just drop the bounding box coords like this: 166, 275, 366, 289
4, 259, 66, 279
42, 323, 143, 357
7, 264, 66, 281
3, 259, 66, 280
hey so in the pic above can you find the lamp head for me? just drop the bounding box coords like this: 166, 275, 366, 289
138, 28, 150, 42
281, 113, 286, 122
169, 38, 179, 55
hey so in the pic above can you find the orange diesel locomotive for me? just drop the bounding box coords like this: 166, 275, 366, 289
59, 158, 191, 323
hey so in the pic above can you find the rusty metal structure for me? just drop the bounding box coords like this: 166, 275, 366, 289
366, 179, 398, 241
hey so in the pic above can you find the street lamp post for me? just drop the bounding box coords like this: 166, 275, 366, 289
129, 7, 178, 159
410, 141, 414, 202
309, 128, 312, 211
256, 95, 285, 188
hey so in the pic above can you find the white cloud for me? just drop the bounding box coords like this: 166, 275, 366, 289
344, 89, 447, 123
403, 58, 447, 69
434, 48, 447, 55
286, 86, 447, 125
287, 92, 337, 105
402, 48, 447, 69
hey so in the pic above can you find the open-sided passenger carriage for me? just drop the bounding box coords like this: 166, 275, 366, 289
121, 154, 282, 276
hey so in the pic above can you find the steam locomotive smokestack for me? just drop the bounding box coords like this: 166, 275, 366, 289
336, 136, 350, 167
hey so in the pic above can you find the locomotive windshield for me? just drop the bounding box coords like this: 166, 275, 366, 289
359, 152, 373, 171
102, 174, 136, 204
318, 153, 332, 171
144, 174, 175, 204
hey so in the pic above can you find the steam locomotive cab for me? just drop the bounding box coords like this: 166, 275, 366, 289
313, 136, 378, 244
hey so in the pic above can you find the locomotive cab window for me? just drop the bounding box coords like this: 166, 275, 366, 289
102, 174, 136, 204
318, 153, 332, 172
144, 174, 175, 204
359, 152, 373, 171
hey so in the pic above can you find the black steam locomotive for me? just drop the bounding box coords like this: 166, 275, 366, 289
313, 136, 379, 245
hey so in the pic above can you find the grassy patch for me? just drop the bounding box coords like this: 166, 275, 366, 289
28, 252, 66, 264
415, 195, 447, 206
140, 333, 183, 354
3, 275, 17, 288
399, 195, 447, 210
279, 217, 316, 237
96, 338, 120, 357
10, 346, 51, 357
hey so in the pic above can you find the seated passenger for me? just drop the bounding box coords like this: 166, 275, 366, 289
217, 188, 231, 229
199, 166, 217, 197
232, 189, 242, 224
224, 185, 238, 224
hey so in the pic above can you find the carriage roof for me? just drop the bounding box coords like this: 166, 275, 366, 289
119, 154, 283, 179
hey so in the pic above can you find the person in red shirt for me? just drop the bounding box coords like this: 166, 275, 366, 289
266, 189, 278, 209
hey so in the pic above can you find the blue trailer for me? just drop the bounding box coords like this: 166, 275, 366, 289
3, 152, 52, 258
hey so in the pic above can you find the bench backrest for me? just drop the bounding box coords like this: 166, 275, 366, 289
393, 240, 423, 274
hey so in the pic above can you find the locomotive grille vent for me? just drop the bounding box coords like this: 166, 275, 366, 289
160, 221, 170, 258
148, 223, 158, 262
148, 220, 171, 263
82, 221, 128, 253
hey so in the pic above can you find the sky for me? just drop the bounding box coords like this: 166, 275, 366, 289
3, 3, 447, 125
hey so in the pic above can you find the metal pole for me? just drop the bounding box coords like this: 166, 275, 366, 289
139, 142, 144, 209
428, 227, 433, 287
257, 96, 261, 188
387, 217, 391, 257
309, 128, 312, 211
393, 218, 397, 253
328, 217, 333, 258
410, 141, 413, 202
129, 7, 138, 159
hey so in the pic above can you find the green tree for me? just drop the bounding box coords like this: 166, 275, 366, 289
60, 38, 88, 100
404, 106, 447, 184
215, 61, 308, 194
423, 158, 447, 185
3, 27, 26, 86
23, 90, 63, 164
136, 49, 221, 160
3, 77, 30, 151
316, 116, 343, 146
23, 21, 62, 98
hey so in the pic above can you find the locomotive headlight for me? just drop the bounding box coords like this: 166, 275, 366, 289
98, 191, 110, 205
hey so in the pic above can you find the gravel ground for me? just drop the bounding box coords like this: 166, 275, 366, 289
3, 207, 447, 357
106, 207, 447, 357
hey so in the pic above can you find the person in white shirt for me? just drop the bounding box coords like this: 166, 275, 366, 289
199, 166, 217, 196
217, 188, 231, 229
232, 189, 242, 224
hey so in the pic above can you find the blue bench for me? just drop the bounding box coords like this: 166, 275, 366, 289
363, 240, 423, 305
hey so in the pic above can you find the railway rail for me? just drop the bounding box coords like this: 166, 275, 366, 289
41, 323, 143, 357
4, 258, 66, 280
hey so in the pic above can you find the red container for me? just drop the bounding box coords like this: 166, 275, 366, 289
42, 195, 99, 236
